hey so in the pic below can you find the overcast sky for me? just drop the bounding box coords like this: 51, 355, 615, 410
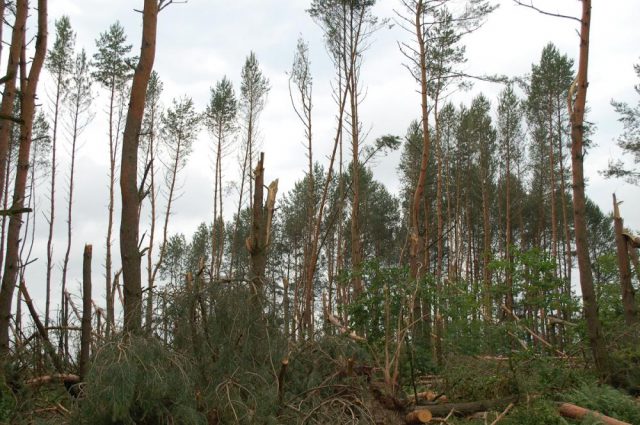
23, 0, 640, 314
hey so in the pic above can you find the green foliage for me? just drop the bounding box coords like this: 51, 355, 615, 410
75, 336, 204, 425
491, 247, 578, 325
502, 399, 568, 425
441, 356, 517, 401
47, 16, 76, 82
0, 376, 15, 423
92, 21, 135, 89
605, 59, 640, 184
161, 96, 201, 164
205, 76, 237, 138
346, 261, 415, 349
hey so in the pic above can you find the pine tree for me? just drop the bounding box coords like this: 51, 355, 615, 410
93, 20, 134, 333
205, 77, 237, 280
44, 16, 75, 332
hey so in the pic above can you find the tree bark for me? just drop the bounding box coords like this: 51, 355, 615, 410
569, 0, 610, 380
613, 194, 637, 325
120, 0, 159, 333
79, 244, 92, 380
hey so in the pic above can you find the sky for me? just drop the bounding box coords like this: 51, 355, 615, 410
20, 0, 640, 315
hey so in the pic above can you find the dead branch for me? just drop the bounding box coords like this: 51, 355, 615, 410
502, 305, 567, 357
0, 207, 31, 216
322, 291, 365, 342
490, 402, 514, 425
512, 1, 581, 23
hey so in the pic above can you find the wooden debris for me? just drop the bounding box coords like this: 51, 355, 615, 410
558, 402, 631, 425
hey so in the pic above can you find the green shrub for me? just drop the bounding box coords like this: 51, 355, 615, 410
502, 399, 568, 425
74, 335, 204, 425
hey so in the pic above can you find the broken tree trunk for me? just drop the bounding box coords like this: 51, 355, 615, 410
613, 194, 637, 325
625, 233, 640, 283
411, 396, 518, 418
19, 282, 64, 374
79, 244, 92, 380
247, 152, 278, 303
558, 402, 630, 425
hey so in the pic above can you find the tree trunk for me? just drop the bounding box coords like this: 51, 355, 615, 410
0, 0, 26, 206
613, 194, 637, 325
79, 244, 92, 380
0, 0, 47, 360
120, 0, 159, 333
569, 0, 609, 380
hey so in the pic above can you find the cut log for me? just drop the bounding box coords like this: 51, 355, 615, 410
413, 396, 518, 418
406, 409, 432, 424
558, 402, 630, 425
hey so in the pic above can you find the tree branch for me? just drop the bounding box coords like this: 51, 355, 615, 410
513, 0, 581, 23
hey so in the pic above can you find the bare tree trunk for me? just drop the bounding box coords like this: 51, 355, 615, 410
120, 0, 159, 333
229, 134, 250, 278
505, 131, 514, 313
569, 0, 609, 380
45, 71, 64, 335
0, 0, 47, 359
145, 110, 157, 332
0, 2, 5, 65
410, 0, 431, 286
613, 194, 637, 325
548, 102, 559, 276
105, 82, 116, 335
60, 79, 82, 345
79, 244, 92, 379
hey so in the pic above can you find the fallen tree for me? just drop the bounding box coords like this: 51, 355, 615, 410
558, 402, 631, 425
410, 396, 519, 418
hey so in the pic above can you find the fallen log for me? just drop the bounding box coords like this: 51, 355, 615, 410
412, 396, 519, 418
26, 374, 80, 387
406, 409, 432, 424
558, 402, 631, 425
